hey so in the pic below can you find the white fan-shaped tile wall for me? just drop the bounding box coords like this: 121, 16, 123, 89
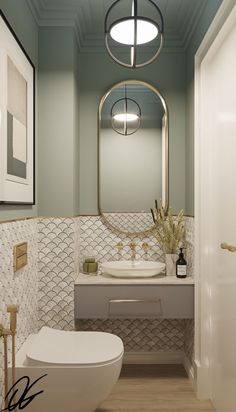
79, 215, 164, 270
38, 218, 80, 331
0, 214, 194, 407
76, 319, 186, 352
0, 219, 38, 407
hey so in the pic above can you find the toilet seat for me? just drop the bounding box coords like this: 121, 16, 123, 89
26, 327, 124, 366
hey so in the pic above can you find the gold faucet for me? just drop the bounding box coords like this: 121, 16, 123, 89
142, 242, 150, 252
115, 241, 124, 252
129, 242, 136, 260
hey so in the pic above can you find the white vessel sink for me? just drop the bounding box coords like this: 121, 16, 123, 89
101, 260, 166, 278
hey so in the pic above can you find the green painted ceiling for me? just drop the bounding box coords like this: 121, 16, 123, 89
27, 0, 212, 52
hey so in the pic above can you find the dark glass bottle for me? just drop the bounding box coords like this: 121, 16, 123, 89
176, 248, 187, 278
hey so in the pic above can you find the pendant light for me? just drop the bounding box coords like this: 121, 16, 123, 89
105, 0, 164, 68
111, 85, 141, 135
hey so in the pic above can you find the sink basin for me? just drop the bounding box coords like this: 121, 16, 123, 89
101, 260, 166, 278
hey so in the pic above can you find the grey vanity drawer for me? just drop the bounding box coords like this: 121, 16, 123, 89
74, 285, 194, 319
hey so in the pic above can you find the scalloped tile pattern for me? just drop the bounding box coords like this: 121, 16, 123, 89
80, 215, 194, 278
79, 215, 165, 273
184, 319, 194, 364
0, 215, 194, 408
0, 219, 38, 407
38, 218, 80, 331
36, 214, 194, 339
102, 212, 155, 233
76, 319, 186, 351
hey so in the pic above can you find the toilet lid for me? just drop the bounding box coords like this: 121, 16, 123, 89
27, 327, 124, 365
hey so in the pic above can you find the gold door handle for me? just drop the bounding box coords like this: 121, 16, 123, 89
220, 242, 236, 252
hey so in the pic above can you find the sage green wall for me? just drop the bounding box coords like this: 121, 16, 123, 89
38, 27, 80, 216
0, 2, 223, 219
185, 0, 223, 215
79, 51, 186, 215
0, 0, 38, 221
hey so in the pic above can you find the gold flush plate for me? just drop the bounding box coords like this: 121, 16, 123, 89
13, 242, 28, 272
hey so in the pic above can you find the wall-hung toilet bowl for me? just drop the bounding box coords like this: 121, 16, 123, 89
13, 327, 124, 412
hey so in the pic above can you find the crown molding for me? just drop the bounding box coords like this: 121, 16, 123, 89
26, 0, 84, 48
26, 0, 42, 25
26, 0, 209, 54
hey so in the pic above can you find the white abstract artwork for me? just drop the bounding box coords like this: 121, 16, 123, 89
0, 11, 34, 204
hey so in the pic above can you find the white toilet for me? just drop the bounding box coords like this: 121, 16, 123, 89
13, 326, 124, 412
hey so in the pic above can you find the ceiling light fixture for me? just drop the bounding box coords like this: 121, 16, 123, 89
105, 0, 164, 68
111, 85, 141, 135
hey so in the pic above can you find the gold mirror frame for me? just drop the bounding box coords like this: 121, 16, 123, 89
98, 80, 169, 237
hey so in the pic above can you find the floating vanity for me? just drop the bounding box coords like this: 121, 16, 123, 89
75, 273, 194, 320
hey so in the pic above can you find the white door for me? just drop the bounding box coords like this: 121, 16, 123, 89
196, 3, 236, 411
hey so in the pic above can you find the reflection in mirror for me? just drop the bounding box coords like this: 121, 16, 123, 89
111, 86, 141, 136
98, 80, 168, 235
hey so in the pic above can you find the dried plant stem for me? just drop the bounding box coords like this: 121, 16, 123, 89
151, 203, 185, 254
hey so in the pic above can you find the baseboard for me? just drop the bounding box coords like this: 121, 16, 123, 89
194, 359, 211, 400
183, 356, 196, 391
123, 351, 184, 364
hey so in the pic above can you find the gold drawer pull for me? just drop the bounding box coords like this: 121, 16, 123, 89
220, 242, 236, 252
109, 299, 161, 304
108, 299, 163, 318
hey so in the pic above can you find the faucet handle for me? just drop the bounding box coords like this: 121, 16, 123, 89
129, 242, 136, 250
115, 241, 124, 251
142, 242, 150, 251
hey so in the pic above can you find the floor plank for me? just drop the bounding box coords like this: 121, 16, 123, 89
97, 365, 213, 412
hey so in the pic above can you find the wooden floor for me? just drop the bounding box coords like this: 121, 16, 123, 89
97, 365, 213, 412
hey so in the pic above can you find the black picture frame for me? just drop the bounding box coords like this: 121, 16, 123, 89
0, 10, 35, 205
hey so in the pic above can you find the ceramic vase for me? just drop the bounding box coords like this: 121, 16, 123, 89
165, 253, 177, 276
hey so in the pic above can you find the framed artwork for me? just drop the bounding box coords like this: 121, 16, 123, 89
0, 10, 35, 204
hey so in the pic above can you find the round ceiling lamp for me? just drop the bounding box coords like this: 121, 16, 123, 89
105, 0, 164, 68
111, 86, 141, 135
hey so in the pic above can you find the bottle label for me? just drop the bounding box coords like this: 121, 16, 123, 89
177, 265, 187, 277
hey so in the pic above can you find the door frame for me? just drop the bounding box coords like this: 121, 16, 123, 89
194, 0, 236, 400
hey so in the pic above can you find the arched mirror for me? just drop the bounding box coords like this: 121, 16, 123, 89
98, 80, 169, 236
